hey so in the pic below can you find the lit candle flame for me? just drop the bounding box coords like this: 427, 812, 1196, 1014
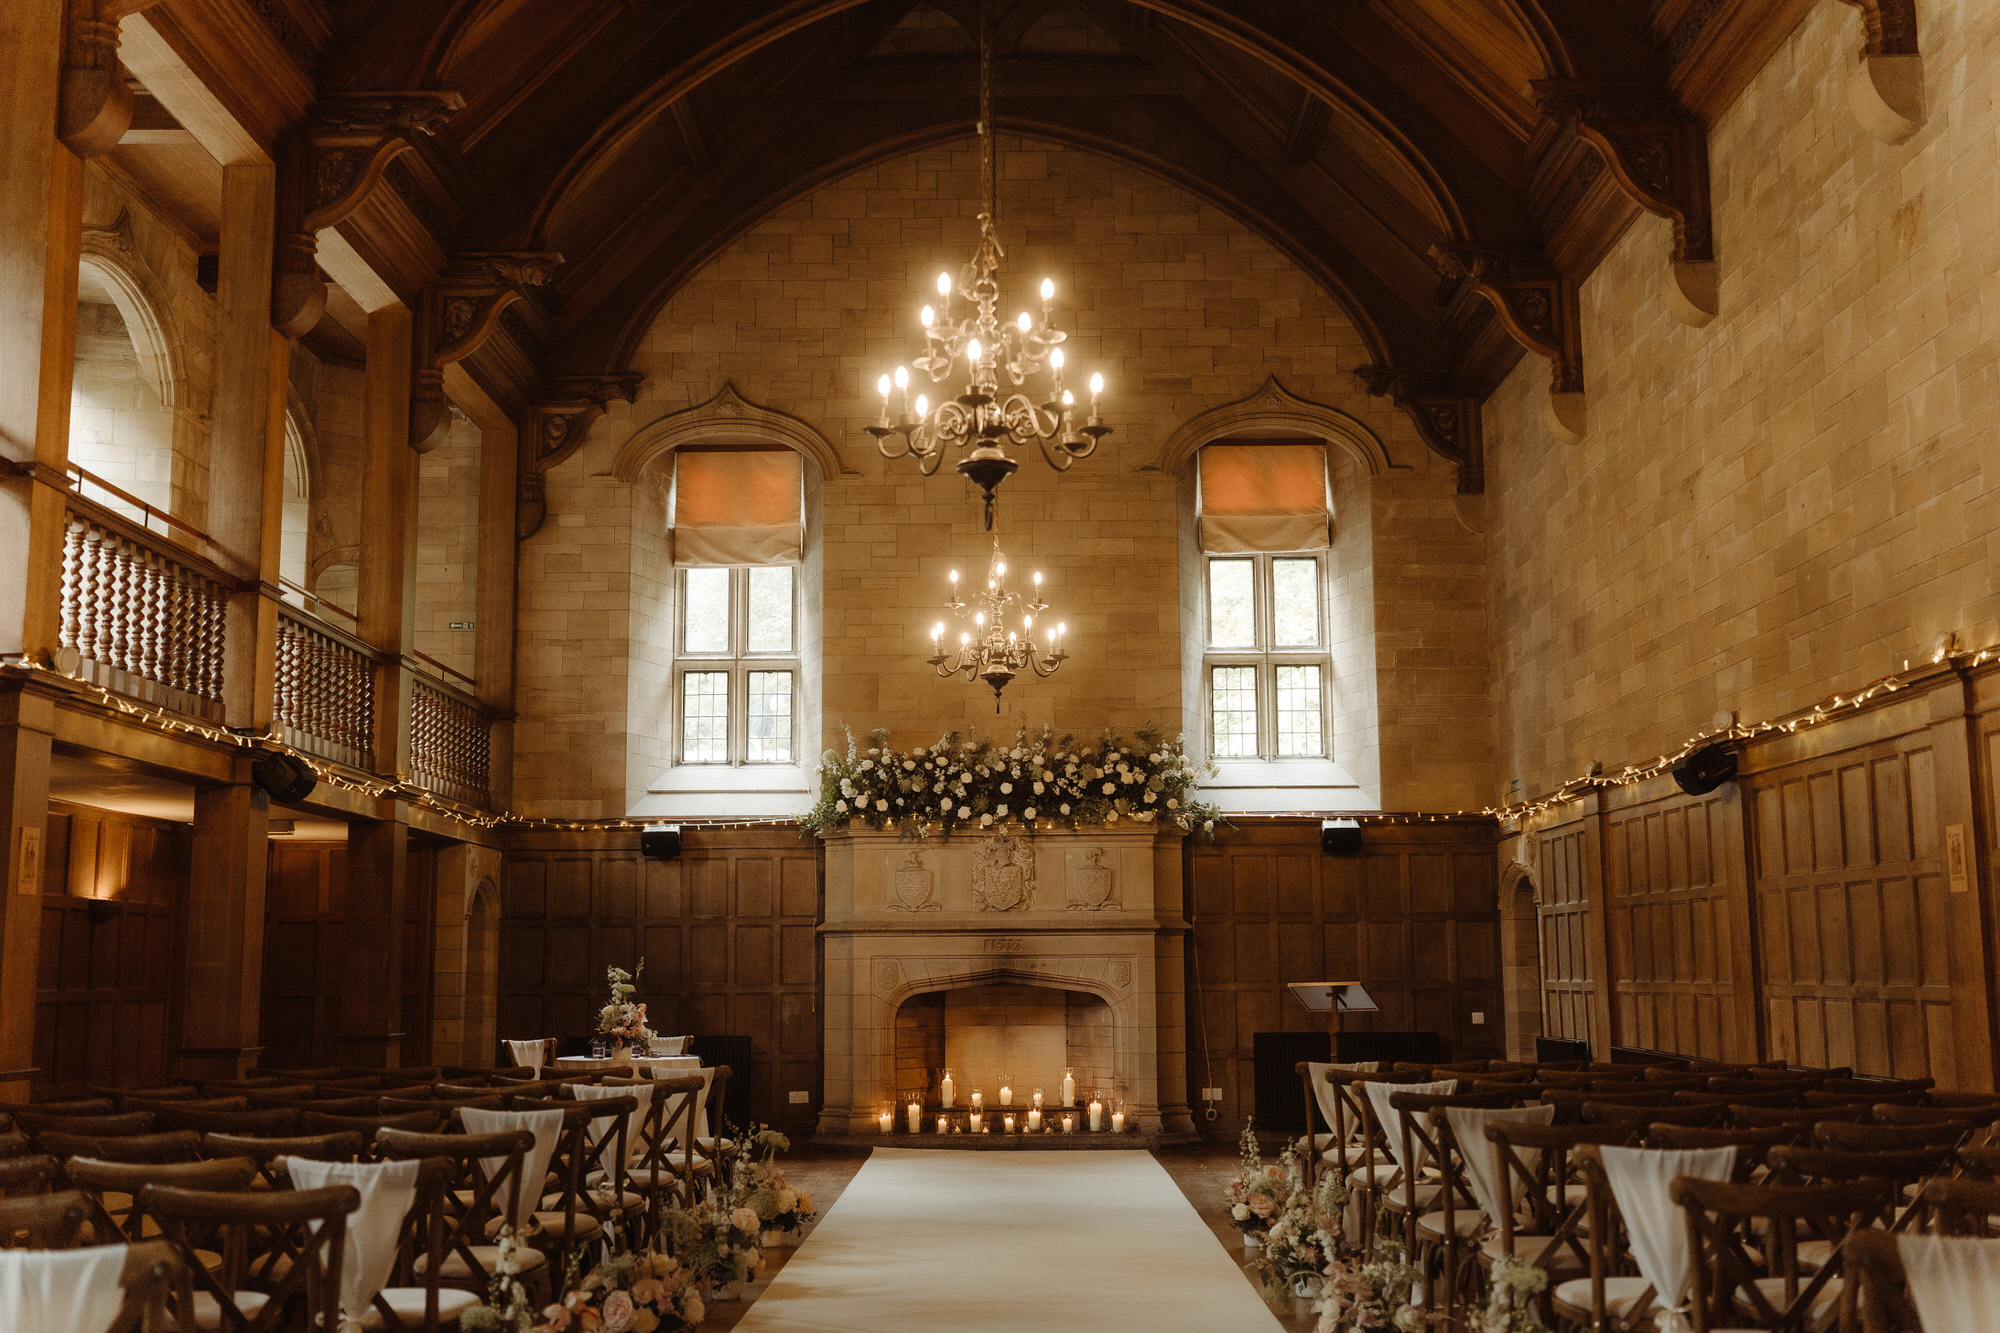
1050, 348, 1064, 369
1017, 312, 1031, 332
937, 272, 952, 296
1089, 372, 1104, 397
921, 305, 935, 327
877, 373, 891, 398
894, 365, 909, 390
967, 337, 982, 363
914, 394, 928, 417
1040, 277, 1054, 301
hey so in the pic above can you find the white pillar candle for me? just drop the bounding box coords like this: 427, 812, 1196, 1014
1088, 1098, 1103, 1131
937, 1115, 948, 1135
941, 1071, 955, 1108
1062, 1114, 1074, 1133
907, 1101, 921, 1134
1062, 1070, 1075, 1106
971, 1091, 983, 1111
1004, 1114, 1016, 1134
1028, 1108, 1042, 1132
1112, 1110, 1125, 1133
1032, 1088, 1044, 1109
999, 1085, 1013, 1107
970, 1110, 984, 1133
878, 1110, 893, 1134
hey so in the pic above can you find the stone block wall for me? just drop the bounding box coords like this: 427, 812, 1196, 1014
1484, 0, 2000, 798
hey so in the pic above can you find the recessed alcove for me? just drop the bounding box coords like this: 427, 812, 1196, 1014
893, 983, 1114, 1106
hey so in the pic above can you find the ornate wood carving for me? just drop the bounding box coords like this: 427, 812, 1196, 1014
410, 252, 562, 454
515, 371, 643, 539
58, 0, 163, 157
1532, 81, 1717, 324
1353, 366, 1482, 496
272, 91, 465, 339
1429, 245, 1587, 443
1836, 0, 1924, 144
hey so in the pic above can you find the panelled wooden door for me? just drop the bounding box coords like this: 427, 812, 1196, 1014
1536, 821, 1595, 1049
34, 803, 186, 1091
1748, 739, 1959, 1080
1604, 789, 1752, 1061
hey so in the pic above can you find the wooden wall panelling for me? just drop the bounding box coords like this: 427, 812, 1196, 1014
499, 829, 824, 1132
402, 843, 437, 1067
1602, 782, 1757, 1061
1744, 683, 1994, 1086
34, 802, 187, 1091
1184, 818, 1500, 1129
1533, 810, 1601, 1052
260, 842, 346, 1070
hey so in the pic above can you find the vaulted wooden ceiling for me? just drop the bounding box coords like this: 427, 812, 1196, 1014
311, 1, 1806, 371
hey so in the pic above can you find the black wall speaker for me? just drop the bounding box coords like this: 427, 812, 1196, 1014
641, 824, 683, 859
251, 751, 317, 803
1320, 818, 1362, 855
1671, 744, 1738, 796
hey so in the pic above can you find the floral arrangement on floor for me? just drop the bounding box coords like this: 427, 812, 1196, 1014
596, 961, 656, 1053
523, 1250, 707, 1333
1245, 1148, 1328, 1299
1469, 1255, 1550, 1333
1313, 1240, 1429, 1333
462, 1227, 537, 1333
801, 725, 1225, 838
658, 1197, 766, 1295
711, 1123, 816, 1238
1224, 1120, 1288, 1242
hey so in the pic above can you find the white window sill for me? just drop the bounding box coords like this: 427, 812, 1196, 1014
631, 763, 814, 820
1202, 758, 1377, 814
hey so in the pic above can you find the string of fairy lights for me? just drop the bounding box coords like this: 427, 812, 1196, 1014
6, 637, 1986, 837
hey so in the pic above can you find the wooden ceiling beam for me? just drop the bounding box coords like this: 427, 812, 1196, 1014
1280, 93, 1330, 169
831, 55, 1171, 99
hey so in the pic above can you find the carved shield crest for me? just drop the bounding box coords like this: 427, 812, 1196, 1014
972, 829, 1035, 912
890, 849, 940, 912
1067, 848, 1115, 911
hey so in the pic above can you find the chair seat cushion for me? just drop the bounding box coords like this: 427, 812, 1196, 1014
417, 1243, 548, 1281
530, 1210, 605, 1240
168, 1290, 270, 1331
1553, 1276, 1658, 1321
1480, 1232, 1587, 1275
360, 1287, 481, 1329
1415, 1210, 1489, 1241
1381, 1181, 1446, 1213
1743, 1274, 1841, 1320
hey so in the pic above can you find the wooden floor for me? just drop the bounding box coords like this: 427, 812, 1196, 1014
708, 1137, 1314, 1332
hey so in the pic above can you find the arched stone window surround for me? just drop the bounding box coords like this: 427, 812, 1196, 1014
611, 381, 853, 487
75, 233, 190, 416
1149, 376, 1398, 480
1498, 860, 1545, 1061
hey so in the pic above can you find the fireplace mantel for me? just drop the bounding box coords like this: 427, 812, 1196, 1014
816, 825, 1198, 1138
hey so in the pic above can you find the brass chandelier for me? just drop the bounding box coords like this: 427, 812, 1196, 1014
928, 537, 1067, 709
865, 0, 1111, 530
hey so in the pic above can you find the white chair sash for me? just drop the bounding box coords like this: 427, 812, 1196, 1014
505, 1039, 546, 1073
1899, 1234, 2000, 1332
1599, 1144, 1738, 1333
1363, 1078, 1459, 1174
690, 1067, 717, 1144
1444, 1102, 1555, 1224
284, 1156, 421, 1333
573, 1081, 654, 1176
459, 1106, 567, 1233
657, 1036, 692, 1057
0, 1244, 130, 1333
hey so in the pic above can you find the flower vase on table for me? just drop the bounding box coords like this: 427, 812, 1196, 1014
595, 960, 657, 1065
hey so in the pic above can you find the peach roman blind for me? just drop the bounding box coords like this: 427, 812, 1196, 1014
670, 447, 803, 566
1197, 442, 1330, 553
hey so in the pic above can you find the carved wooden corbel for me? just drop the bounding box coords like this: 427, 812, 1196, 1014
410, 252, 563, 453
58, 0, 166, 156
272, 91, 465, 339
1836, 0, 1923, 143
1354, 366, 1486, 532
1531, 81, 1716, 327
514, 374, 644, 539
1429, 245, 1586, 444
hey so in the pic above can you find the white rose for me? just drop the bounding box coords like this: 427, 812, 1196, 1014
1203, 820, 1215, 832
958, 806, 971, 819
1000, 782, 1012, 794
996, 804, 1008, 816
979, 813, 993, 826
1167, 798, 1179, 809
1059, 803, 1071, 815
1102, 782, 1116, 795
834, 800, 848, 813
1232, 1203, 1250, 1221
940, 797, 952, 811
1024, 807, 1036, 820
876, 799, 888, 812
1107, 809, 1119, 822
1033, 781, 1045, 795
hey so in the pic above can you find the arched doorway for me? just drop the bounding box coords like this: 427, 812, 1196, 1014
1499, 862, 1545, 1061
462, 878, 500, 1068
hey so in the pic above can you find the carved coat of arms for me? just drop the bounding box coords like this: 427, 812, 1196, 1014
1066, 848, 1116, 911
972, 829, 1036, 912
889, 849, 940, 912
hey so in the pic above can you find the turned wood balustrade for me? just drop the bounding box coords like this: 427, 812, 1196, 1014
409, 674, 492, 807
274, 611, 376, 769
59, 506, 230, 723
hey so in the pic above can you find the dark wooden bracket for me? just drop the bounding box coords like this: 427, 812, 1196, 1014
271, 91, 464, 339
411, 252, 563, 454
58, 0, 166, 157
515, 373, 644, 539
1835, 0, 1925, 143
1531, 81, 1716, 324
1429, 245, 1587, 443
1353, 367, 1483, 496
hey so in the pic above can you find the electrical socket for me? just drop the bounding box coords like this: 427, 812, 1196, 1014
788, 1090, 810, 1104
1471, 1011, 1486, 1025
1202, 1087, 1223, 1101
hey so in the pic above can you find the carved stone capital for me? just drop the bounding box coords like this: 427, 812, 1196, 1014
1429, 245, 1587, 443
527, 374, 644, 472
1532, 80, 1716, 324
271, 91, 465, 338
1837, 1, 1924, 143
410, 252, 564, 453
1353, 366, 1482, 495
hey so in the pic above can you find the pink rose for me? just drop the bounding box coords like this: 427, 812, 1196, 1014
731, 1206, 761, 1234
599, 1290, 634, 1333
630, 1277, 662, 1307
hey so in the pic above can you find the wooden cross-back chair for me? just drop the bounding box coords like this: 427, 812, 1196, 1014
1418, 1100, 1558, 1328
630, 1074, 709, 1215
0, 1189, 92, 1248
1293, 1061, 1381, 1192
1328, 1068, 1438, 1254
64, 1156, 257, 1259
0, 1155, 59, 1200
1816, 1120, 1975, 1152
1874, 1102, 2000, 1126
282, 1153, 472, 1333
143, 1180, 358, 1333
375, 1127, 542, 1300
1485, 1121, 1640, 1315
302, 1108, 449, 1143
1379, 1088, 1513, 1262
0, 1098, 116, 1119
506, 1096, 629, 1272
1734, 1104, 1871, 1130
1648, 1123, 1807, 1159
202, 1130, 366, 1188
1906, 1176, 2000, 1238
150, 1104, 302, 1138
15, 1109, 157, 1143
0, 1131, 26, 1161
1583, 1102, 1728, 1129
1675, 1175, 1890, 1333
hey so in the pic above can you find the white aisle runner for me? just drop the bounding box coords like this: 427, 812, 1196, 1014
732, 1150, 1285, 1333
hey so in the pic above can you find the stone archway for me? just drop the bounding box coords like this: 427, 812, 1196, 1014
462, 878, 500, 1068
1499, 861, 1545, 1061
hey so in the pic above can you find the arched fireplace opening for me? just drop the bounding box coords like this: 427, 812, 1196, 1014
894, 983, 1114, 1107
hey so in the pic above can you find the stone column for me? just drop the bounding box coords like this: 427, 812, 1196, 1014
338, 806, 409, 1067
179, 780, 271, 1080
0, 688, 56, 1101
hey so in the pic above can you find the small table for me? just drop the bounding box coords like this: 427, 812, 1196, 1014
554, 1055, 617, 1072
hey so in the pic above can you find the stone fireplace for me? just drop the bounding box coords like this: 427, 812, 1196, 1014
817, 826, 1197, 1138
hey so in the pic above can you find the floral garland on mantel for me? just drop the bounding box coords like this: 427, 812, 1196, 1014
801, 725, 1226, 839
